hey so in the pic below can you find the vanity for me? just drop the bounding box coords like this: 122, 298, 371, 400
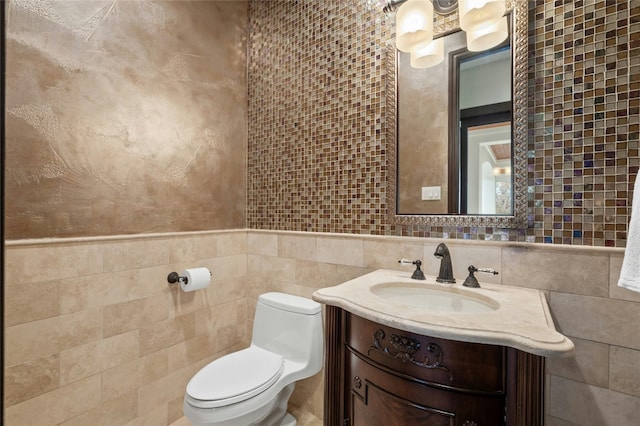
311, 2, 546, 423
312, 269, 574, 426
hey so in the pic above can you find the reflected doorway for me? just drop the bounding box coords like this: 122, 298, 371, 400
459, 107, 511, 215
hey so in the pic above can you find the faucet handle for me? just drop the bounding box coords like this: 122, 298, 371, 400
398, 259, 426, 280
462, 265, 499, 288
476, 267, 499, 275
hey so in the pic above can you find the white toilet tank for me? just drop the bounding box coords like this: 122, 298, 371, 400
252, 293, 323, 372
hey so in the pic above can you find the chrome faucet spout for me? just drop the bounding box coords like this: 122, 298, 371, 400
433, 243, 455, 284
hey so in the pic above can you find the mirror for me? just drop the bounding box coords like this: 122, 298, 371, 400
386, 1, 527, 228
451, 44, 512, 215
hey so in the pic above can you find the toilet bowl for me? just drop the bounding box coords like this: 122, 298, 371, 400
183, 292, 323, 426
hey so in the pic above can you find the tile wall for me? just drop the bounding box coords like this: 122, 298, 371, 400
528, 0, 640, 246
247, 0, 390, 235
4, 230, 640, 425
4, 231, 250, 425
244, 2, 640, 422
246, 230, 640, 425
247, 0, 640, 246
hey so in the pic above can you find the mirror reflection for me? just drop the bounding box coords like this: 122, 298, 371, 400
397, 30, 512, 216
462, 119, 511, 215
456, 45, 512, 215
387, 1, 528, 229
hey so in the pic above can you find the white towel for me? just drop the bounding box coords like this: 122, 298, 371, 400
619, 173, 640, 292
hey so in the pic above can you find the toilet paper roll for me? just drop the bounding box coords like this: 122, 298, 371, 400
180, 267, 211, 292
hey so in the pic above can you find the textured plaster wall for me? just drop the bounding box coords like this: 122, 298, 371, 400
5, 0, 248, 239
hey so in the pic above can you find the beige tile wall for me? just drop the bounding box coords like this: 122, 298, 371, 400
6, 230, 640, 425
4, 231, 249, 425
246, 230, 640, 425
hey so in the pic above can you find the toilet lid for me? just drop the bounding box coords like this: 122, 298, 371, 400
186, 346, 284, 408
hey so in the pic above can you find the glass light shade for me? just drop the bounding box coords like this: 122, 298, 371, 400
466, 16, 508, 52
410, 38, 445, 68
459, 0, 506, 31
395, 0, 434, 53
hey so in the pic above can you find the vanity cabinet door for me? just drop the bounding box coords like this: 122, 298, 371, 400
323, 307, 544, 426
347, 350, 505, 426
351, 382, 454, 426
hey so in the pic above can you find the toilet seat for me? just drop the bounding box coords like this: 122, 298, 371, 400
186, 346, 284, 409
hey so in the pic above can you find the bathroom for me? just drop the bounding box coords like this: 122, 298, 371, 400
3, 0, 640, 425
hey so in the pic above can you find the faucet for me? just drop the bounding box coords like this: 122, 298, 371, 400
398, 259, 426, 280
433, 243, 455, 284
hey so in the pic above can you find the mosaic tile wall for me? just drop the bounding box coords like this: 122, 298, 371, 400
248, 0, 390, 235
529, 0, 639, 246
247, 0, 640, 247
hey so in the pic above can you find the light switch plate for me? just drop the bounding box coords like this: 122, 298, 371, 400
421, 186, 441, 201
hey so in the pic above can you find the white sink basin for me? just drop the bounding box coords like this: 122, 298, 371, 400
312, 269, 575, 357
370, 283, 499, 313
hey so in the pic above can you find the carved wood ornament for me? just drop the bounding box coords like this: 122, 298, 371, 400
368, 329, 454, 381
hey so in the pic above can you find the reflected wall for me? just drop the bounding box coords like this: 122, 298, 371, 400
5, 0, 248, 239
397, 31, 466, 214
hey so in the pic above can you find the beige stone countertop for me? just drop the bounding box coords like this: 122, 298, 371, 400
312, 269, 574, 358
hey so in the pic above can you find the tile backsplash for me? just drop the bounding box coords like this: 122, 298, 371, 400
528, 0, 640, 246
247, 0, 640, 247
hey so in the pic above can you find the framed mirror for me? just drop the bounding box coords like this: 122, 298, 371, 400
386, 1, 527, 228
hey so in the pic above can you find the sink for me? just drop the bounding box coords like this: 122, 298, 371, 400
313, 269, 575, 357
370, 283, 499, 313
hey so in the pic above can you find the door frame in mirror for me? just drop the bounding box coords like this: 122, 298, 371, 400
386, 1, 527, 229
458, 107, 511, 214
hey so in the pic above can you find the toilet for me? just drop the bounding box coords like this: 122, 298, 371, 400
183, 292, 323, 426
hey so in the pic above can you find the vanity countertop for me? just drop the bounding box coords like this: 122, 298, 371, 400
312, 269, 574, 358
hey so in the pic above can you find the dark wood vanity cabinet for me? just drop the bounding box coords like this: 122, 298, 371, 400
324, 307, 545, 426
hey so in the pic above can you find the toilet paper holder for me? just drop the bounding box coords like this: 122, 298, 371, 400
167, 272, 186, 285
167, 270, 211, 285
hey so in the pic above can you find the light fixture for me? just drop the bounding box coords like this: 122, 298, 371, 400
465, 15, 508, 51
410, 37, 445, 68
380, 0, 508, 67
458, 0, 506, 32
395, 0, 434, 52
494, 166, 511, 175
